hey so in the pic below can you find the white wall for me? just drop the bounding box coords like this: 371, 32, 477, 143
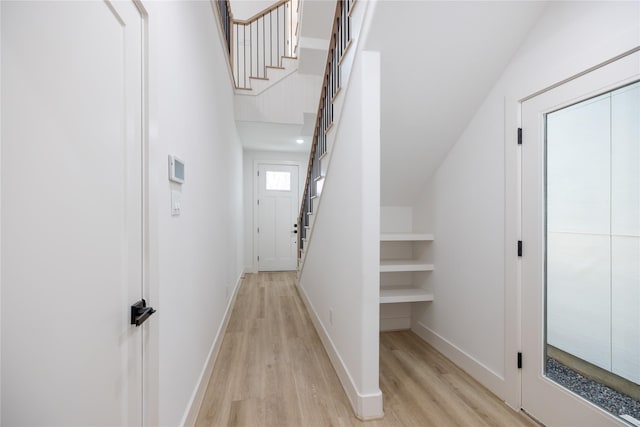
242, 149, 308, 272
146, 2, 244, 425
229, 0, 276, 20
298, 47, 382, 419
411, 0, 640, 409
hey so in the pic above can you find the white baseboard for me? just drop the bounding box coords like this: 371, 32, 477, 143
412, 321, 506, 400
180, 272, 244, 427
296, 281, 384, 420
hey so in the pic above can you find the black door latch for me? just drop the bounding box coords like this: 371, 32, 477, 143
131, 299, 156, 327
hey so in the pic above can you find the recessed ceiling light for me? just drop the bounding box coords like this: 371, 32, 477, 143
296, 139, 304, 144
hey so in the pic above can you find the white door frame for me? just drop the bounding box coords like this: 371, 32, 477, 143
133, 1, 160, 425
252, 160, 304, 273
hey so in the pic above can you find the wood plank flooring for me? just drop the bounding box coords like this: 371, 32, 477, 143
195, 272, 538, 427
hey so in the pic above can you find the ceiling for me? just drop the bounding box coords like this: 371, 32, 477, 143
236, 121, 311, 152
229, 0, 277, 20
364, 1, 547, 205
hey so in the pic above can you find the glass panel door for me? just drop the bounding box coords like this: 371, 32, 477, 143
521, 50, 639, 427
545, 81, 640, 424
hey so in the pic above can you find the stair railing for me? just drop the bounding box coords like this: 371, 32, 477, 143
231, 0, 300, 89
297, 0, 356, 262
215, 0, 233, 62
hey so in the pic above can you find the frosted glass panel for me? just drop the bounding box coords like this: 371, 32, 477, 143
265, 171, 291, 191
611, 236, 640, 384
547, 94, 610, 234
612, 82, 640, 236
547, 233, 611, 370
611, 82, 640, 386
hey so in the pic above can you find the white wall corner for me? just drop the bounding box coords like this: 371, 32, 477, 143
180, 272, 244, 427
296, 283, 384, 420
359, 49, 382, 416
412, 321, 507, 399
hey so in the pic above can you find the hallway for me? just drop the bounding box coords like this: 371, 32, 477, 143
195, 272, 538, 426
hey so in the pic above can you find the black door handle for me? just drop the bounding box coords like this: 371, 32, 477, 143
131, 299, 156, 327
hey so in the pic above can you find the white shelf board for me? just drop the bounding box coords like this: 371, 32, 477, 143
380, 233, 434, 241
380, 287, 434, 304
380, 260, 434, 272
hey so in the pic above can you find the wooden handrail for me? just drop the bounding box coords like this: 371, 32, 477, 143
233, 0, 289, 25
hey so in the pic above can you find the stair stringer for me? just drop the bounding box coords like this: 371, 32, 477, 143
235, 70, 322, 125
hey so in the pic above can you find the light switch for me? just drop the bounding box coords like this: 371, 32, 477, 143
171, 190, 181, 216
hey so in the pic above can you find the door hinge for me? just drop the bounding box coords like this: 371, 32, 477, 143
517, 128, 522, 145
257, 255, 260, 261
517, 352, 523, 369
257, 170, 260, 176
257, 199, 260, 205
517, 240, 523, 257
257, 227, 260, 233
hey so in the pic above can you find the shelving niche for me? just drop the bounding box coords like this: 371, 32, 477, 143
380, 233, 434, 330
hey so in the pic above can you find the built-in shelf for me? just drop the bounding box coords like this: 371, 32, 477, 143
380, 260, 434, 273
380, 233, 434, 241
380, 287, 434, 304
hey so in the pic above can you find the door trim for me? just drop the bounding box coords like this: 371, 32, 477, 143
127, 1, 158, 425
252, 160, 304, 273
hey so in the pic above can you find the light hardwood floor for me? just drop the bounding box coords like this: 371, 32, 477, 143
195, 272, 538, 426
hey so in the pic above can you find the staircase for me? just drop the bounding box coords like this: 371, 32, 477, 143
297, 0, 355, 266
215, 0, 301, 93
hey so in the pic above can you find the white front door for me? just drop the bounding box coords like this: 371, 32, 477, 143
257, 164, 299, 271
1, 1, 147, 425
521, 51, 639, 426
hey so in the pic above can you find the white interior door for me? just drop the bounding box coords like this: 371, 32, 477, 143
1, 1, 147, 425
521, 51, 639, 427
257, 164, 299, 271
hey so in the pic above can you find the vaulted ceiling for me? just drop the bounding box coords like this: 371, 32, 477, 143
364, 1, 548, 205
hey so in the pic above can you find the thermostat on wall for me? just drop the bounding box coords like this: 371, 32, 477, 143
168, 155, 185, 184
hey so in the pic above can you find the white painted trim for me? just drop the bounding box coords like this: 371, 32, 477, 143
296, 282, 384, 420
0, 2, 3, 420
412, 321, 506, 399
503, 96, 523, 411
180, 271, 244, 427
252, 160, 304, 273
